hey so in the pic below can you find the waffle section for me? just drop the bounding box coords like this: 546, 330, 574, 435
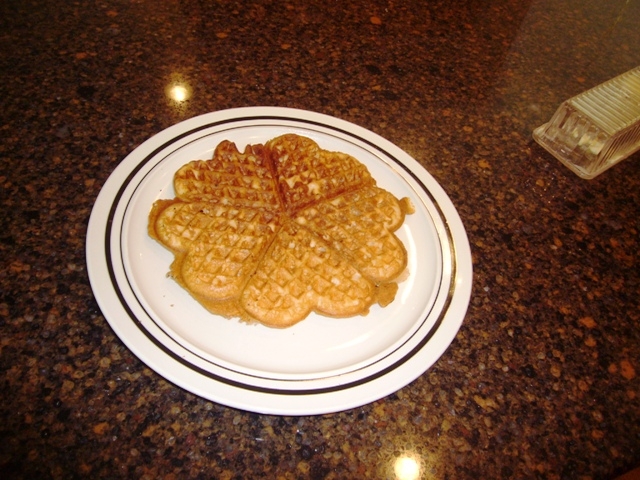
149, 134, 413, 328
241, 219, 378, 328
294, 187, 408, 283
174, 141, 281, 210
266, 134, 376, 215
149, 200, 281, 297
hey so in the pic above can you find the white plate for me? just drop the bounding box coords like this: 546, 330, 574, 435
86, 107, 472, 415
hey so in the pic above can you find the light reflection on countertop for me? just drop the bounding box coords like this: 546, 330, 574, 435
165, 73, 192, 115
393, 453, 422, 480
168, 84, 189, 103
378, 438, 443, 480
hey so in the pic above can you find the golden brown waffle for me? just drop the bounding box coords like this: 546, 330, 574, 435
294, 186, 409, 283
266, 134, 376, 214
149, 134, 413, 328
174, 141, 281, 211
241, 220, 376, 328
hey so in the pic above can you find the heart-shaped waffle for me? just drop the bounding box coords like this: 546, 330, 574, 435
174, 141, 281, 211
266, 134, 377, 215
294, 186, 408, 283
149, 134, 413, 328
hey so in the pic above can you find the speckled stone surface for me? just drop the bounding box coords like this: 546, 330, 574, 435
1, 0, 639, 478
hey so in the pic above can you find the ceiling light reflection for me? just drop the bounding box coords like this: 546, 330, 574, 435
164, 73, 192, 110
394, 454, 421, 480
164, 75, 192, 117
170, 85, 189, 102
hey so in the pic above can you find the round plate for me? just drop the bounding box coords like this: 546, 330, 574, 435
86, 107, 472, 415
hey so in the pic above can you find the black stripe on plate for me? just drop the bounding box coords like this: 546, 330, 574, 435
103, 114, 457, 396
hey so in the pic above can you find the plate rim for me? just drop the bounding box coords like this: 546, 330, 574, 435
118, 123, 447, 384
86, 106, 473, 415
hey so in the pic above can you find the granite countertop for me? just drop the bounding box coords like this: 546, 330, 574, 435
1, 0, 639, 478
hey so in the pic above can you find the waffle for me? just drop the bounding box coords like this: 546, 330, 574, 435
294, 186, 408, 283
149, 134, 413, 328
266, 133, 376, 214
174, 141, 281, 211
241, 220, 376, 327
149, 200, 281, 302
